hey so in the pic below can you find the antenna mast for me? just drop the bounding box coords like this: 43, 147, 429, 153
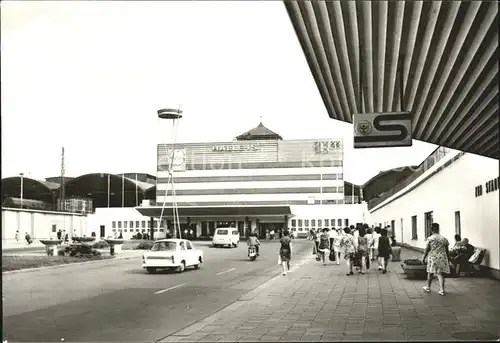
60, 147, 65, 211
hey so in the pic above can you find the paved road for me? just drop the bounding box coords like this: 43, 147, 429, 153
3, 240, 312, 342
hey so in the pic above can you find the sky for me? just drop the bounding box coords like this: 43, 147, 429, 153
1, 1, 437, 185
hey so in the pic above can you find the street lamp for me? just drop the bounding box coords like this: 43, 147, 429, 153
19, 173, 24, 208
157, 108, 183, 240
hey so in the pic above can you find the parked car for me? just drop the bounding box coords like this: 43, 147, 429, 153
142, 239, 203, 274
212, 228, 240, 248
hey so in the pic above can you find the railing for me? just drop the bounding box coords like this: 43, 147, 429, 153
367, 147, 454, 210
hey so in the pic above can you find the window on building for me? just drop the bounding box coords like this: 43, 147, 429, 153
136, 229, 139, 232
147, 221, 152, 228
411, 215, 417, 240
291, 219, 297, 227
124, 221, 128, 229
311, 219, 316, 227
318, 219, 323, 227
124, 229, 127, 232
424, 211, 433, 238
324, 219, 329, 227
331, 219, 335, 227
135, 221, 140, 228
338, 173, 343, 180
337, 219, 342, 227
454, 211, 461, 236
344, 219, 349, 227
338, 186, 344, 193
117, 221, 122, 229
298, 227, 303, 231
142, 221, 146, 228
159, 229, 164, 232
305, 220, 309, 227
129, 221, 134, 228
298, 219, 303, 227
112, 221, 116, 229
52, 224, 57, 233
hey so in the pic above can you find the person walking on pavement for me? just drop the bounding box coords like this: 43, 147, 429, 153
422, 223, 450, 296
333, 228, 343, 265
15, 230, 20, 243
25, 232, 32, 245
318, 228, 330, 265
372, 227, 382, 269
377, 228, 392, 274
57, 229, 62, 240
357, 227, 369, 274
340, 227, 356, 275
279, 229, 292, 275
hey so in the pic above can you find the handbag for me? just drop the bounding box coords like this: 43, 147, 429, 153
329, 250, 336, 262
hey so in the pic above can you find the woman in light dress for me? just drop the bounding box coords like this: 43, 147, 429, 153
422, 223, 450, 296
333, 228, 343, 265
340, 227, 356, 275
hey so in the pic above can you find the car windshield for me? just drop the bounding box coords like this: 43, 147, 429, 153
151, 241, 176, 251
232, 231, 239, 235
217, 230, 228, 235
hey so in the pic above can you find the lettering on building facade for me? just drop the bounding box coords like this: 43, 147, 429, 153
212, 144, 259, 152
314, 140, 341, 154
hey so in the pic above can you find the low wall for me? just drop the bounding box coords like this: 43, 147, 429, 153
1, 207, 88, 244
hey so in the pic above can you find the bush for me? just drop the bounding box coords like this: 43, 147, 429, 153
2, 255, 113, 272
72, 237, 96, 243
404, 258, 426, 265
93, 241, 110, 249
60, 244, 102, 257
135, 241, 154, 250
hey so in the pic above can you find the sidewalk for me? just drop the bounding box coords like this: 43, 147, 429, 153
161, 248, 500, 342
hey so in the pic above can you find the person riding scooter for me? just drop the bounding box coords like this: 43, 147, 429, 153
247, 232, 261, 256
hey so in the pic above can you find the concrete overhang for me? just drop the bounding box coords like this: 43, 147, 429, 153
284, 0, 499, 159
135, 206, 293, 218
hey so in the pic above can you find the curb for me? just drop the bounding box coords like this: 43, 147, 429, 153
2, 254, 142, 275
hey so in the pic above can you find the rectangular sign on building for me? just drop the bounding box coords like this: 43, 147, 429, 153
353, 112, 412, 148
158, 141, 278, 170
278, 139, 343, 165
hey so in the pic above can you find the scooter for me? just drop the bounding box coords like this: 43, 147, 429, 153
248, 246, 258, 261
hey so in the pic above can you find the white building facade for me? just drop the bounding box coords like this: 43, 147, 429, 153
369, 150, 499, 279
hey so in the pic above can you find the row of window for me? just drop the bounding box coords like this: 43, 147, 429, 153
113, 228, 163, 232
290, 218, 349, 228
112, 220, 165, 229
408, 210, 461, 240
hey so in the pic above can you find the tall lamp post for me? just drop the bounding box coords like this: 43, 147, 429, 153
157, 107, 183, 240
19, 173, 24, 208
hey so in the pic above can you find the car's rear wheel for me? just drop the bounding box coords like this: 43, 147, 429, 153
177, 261, 186, 273
146, 267, 157, 274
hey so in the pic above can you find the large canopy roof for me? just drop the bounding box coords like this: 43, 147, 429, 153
284, 1, 498, 159
136, 205, 292, 218
1, 177, 56, 204
1, 173, 156, 209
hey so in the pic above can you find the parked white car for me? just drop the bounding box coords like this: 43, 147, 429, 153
212, 228, 240, 248
142, 239, 203, 274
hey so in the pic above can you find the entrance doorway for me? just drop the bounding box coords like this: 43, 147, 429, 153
100, 225, 105, 238
260, 223, 284, 238
237, 221, 244, 236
